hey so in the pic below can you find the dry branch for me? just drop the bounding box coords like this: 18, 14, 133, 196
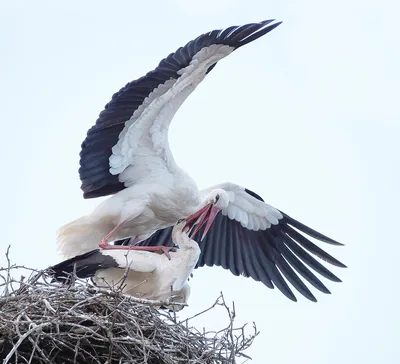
0, 254, 258, 364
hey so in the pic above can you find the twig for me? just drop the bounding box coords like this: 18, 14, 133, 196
0, 257, 257, 363
3, 246, 11, 296
3, 323, 51, 364
180, 293, 223, 324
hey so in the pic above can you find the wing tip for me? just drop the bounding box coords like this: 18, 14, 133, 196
334, 261, 347, 269
233, 19, 282, 49
329, 275, 343, 283
280, 211, 344, 246
319, 256, 347, 269
265, 20, 283, 29
308, 295, 318, 303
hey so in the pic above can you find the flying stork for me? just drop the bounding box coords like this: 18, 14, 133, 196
50, 219, 199, 311
56, 19, 346, 302
57, 19, 282, 259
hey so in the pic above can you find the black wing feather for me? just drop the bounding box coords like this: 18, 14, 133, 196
273, 234, 331, 294
47, 250, 119, 283
274, 253, 316, 302
282, 212, 343, 246
228, 219, 240, 276
283, 224, 346, 267
235, 223, 258, 280
282, 235, 343, 282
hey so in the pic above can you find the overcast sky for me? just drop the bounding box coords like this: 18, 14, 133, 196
1, 1, 399, 363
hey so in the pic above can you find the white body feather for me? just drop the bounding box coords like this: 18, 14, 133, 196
57, 45, 235, 260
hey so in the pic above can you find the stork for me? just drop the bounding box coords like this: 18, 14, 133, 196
57, 19, 282, 259
56, 19, 347, 302
50, 219, 200, 311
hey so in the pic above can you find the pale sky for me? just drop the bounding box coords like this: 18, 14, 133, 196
1, 1, 399, 363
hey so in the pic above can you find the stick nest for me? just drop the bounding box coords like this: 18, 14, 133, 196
0, 252, 258, 363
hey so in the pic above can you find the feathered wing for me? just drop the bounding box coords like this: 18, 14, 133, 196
57, 20, 282, 259
49, 249, 159, 283
48, 250, 120, 282
117, 183, 346, 302
78, 20, 282, 198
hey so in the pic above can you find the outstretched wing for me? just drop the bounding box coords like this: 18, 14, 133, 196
116, 183, 346, 302
79, 20, 282, 198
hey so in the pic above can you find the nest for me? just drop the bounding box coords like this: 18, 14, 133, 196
0, 250, 258, 364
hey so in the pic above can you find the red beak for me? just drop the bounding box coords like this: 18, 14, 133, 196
184, 203, 220, 241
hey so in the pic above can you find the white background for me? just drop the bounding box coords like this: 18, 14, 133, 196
1, 1, 399, 363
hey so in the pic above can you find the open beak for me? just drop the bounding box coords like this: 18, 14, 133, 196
183, 203, 220, 241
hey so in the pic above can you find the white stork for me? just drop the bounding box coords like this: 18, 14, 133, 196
56, 19, 346, 302
57, 19, 282, 259
50, 219, 200, 311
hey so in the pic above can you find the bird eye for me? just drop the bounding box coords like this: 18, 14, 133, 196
177, 218, 185, 224
215, 194, 220, 203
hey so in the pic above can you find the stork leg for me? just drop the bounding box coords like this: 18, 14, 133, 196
99, 244, 176, 260
98, 223, 124, 249
98, 224, 175, 260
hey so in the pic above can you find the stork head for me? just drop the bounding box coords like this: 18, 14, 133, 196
205, 188, 230, 210
176, 218, 188, 232
183, 189, 229, 241
172, 218, 189, 241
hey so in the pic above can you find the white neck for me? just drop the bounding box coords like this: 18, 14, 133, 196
171, 224, 198, 250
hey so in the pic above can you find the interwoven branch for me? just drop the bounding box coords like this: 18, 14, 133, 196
0, 251, 258, 364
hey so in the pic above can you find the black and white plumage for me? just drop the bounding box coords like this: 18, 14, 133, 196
115, 183, 346, 302
50, 220, 199, 311
78, 19, 281, 198
55, 19, 346, 303
57, 20, 283, 259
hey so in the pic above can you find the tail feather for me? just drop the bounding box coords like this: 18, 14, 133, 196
56, 216, 111, 259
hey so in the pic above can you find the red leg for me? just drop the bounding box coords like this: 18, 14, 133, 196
129, 245, 176, 260
130, 236, 140, 245
99, 244, 176, 260
98, 223, 124, 249
97, 224, 175, 260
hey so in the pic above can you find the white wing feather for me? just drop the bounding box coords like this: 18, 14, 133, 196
101, 250, 159, 273
109, 45, 234, 187
202, 182, 283, 231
